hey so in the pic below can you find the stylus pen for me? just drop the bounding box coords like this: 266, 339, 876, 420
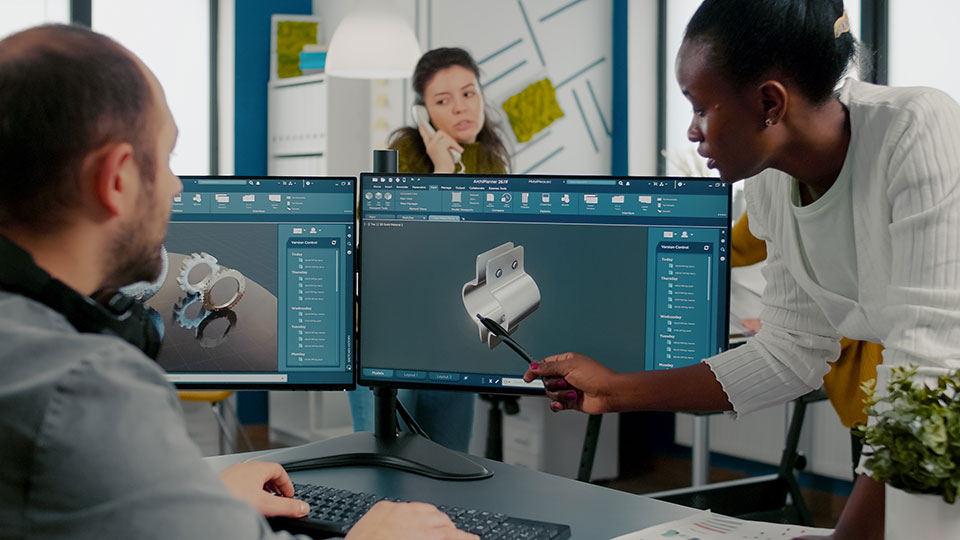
476, 314, 536, 365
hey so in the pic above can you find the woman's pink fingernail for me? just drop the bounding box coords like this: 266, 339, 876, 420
556, 379, 566, 388
566, 391, 577, 400
530, 363, 539, 370
551, 402, 562, 411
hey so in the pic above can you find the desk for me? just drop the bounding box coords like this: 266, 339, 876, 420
207, 445, 698, 539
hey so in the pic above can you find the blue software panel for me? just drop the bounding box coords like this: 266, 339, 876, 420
279, 230, 348, 371
158, 177, 354, 387
643, 229, 727, 371
359, 174, 729, 393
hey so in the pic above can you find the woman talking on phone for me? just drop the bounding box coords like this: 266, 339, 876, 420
525, 0, 960, 538
390, 47, 510, 175
349, 47, 511, 452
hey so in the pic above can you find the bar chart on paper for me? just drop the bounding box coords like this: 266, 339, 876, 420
609, 511, 834, 539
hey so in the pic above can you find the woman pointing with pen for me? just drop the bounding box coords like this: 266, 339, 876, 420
526, 1, 960, 538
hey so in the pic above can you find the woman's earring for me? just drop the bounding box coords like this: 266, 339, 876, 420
765, 118, 773, 127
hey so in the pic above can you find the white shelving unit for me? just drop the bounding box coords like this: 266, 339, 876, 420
267, 72, 328, 176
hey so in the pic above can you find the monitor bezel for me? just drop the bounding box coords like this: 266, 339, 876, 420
167, 175, 359, 391
355, 172, 732, 396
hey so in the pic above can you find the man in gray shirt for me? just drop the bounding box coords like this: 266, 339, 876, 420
0, 24, 475, 540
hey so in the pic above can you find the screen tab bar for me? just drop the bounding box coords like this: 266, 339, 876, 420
362, 175, 727, 221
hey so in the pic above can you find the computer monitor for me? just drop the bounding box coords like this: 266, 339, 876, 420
357, 173, 730, 394
250, 172, 729, 482
142, 176, 356, 390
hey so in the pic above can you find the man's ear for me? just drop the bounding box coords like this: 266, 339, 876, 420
757, 80, 788, 127
89, 142, 136, 217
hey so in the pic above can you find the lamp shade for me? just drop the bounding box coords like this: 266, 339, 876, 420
324, 0, 421, 79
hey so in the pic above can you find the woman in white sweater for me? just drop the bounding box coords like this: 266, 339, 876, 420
525, 1, 960, 538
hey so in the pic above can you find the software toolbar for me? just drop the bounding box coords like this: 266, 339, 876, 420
173, 178, 353, 218
362, 176, 728, 223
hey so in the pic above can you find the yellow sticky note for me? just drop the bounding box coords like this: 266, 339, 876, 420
501, 78, 564, 143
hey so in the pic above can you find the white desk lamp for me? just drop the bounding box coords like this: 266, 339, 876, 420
324, 0, 421, 80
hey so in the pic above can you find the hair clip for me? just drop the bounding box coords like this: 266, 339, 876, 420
834, 11, 851, 38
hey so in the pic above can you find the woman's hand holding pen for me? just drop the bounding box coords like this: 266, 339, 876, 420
523, 352, 619, 414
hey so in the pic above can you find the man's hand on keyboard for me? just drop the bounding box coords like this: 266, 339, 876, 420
219, 461, 310, 518
345, 501, 479, 540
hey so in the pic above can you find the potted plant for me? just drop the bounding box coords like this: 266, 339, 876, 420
856, 366, 960, 539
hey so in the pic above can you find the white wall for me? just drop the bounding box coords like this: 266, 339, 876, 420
432, 0, 613, 174
0, 0, 68, 38
888, 0, 960, 102
662, 0, 706, 178
627, 0, 659, 176
93, 0, 211, 176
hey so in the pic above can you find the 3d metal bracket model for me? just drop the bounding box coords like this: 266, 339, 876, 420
462, 242, 540, 349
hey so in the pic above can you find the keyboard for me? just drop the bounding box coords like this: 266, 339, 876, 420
270, 482, 572, 539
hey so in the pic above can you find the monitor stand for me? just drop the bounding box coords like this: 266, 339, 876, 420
256, 149, 490, 481
255, 387, 493, 481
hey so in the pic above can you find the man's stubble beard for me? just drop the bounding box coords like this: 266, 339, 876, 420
103, 189, 167, 290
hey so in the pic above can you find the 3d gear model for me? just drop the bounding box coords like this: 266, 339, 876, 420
173, 293, 211, 330
202, 267, 246, 311
177, 252, 220, 296
173, 252, 247, 331
462, 242, 540, 349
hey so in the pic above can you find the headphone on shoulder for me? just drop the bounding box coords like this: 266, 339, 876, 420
0, 235, 163, 359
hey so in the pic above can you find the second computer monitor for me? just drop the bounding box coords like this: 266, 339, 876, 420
144, 176, 356, 389
358, 174, 730, 395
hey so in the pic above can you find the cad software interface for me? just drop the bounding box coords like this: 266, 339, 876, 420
147, 177, 355, 387
358, 173, 730, 394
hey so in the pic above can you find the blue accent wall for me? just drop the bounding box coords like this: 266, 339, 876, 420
612, 0, 628, 175
234, 0, 312, 176
234, 0, 312, 425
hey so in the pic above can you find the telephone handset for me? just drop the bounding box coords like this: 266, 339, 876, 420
412, 105, 464, 172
